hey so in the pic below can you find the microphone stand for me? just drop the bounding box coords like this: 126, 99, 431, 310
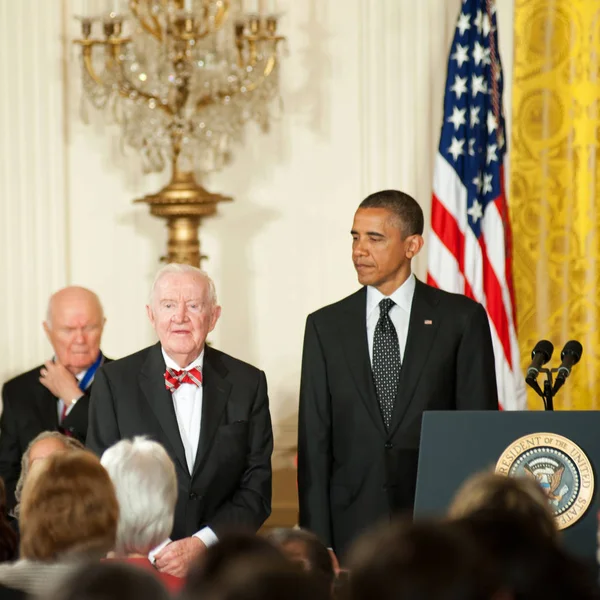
535, 367, 561, 411
540, 368, 553, 411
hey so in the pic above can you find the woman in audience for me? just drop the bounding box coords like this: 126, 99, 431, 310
13, 430, 84, 519
0, 450, 119, 597
460, 510, 600, 600
43, 561, 170, 600
448, 472, 600, 599
100, 436, 183, 591
447, 471, 557, 541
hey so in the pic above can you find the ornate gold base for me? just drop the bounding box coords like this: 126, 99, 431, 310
135, 171, 232, 267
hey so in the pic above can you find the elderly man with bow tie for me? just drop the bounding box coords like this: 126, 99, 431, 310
87, 263, 273, 577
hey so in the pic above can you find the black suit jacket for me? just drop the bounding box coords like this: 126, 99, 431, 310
297, 280, 498, 557
0, 358, 109, 509
87, 343, 273, 540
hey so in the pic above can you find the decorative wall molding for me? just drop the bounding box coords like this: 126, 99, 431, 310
358, 0, 462, 279
0, 0, 68, 381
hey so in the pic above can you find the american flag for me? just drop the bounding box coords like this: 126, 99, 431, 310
426, 0, 526, 410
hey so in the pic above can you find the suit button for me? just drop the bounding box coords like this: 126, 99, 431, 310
382, 484, 388, 491
384, 442, 393, 449
189, 492, 197, 500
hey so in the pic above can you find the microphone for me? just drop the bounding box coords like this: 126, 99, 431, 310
552, 341, 583, 394
526, 340, 554, 382
525, 340, 553, 398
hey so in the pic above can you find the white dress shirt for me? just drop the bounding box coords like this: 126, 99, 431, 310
162, 349, 203, 472
366, 273, 416, 364
159, 348, 218, 550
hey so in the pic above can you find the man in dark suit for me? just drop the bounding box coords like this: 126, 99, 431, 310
0, 286, 107, 509
87, 264, 273, 578
298, 190, 498, 560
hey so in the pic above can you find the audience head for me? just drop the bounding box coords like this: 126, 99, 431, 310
20, 450, 118, 561
0, 477, 17, 562
184, 532, 288, 598
352, 190, 424, 294
447, 472, 599, 599
14, 431, 84, 518
43, 286, 105, 374
346, 518, 497, 600
266, 528, 334, 587
44, 561, 170, 600
453, 510, 600, 600
100, 436, 177, 556
448, 471, 557, 541
146, 263, 221, 368
187, 558, 330, 600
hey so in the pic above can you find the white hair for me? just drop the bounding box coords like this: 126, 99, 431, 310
100, 437, 178, 556
148, 263, 218, 309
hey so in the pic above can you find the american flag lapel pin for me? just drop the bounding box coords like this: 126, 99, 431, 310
424, 319, 433, 325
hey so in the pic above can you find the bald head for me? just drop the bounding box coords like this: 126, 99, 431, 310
46, 287, 104, 326
43, 286, 106, 374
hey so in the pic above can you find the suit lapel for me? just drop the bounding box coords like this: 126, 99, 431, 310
192, 346, 231, 478
139, 343, 188, 474
339, 289, 387, 438
389, 280, 441, 436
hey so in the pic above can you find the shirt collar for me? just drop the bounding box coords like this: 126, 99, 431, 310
161, 347, 204, 371
366, 273, 416, 318
52, 358, 87, 382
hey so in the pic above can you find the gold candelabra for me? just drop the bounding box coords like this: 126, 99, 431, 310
73, 0, 285, 266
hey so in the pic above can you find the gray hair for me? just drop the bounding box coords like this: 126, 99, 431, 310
13, 431, 84, 518
148, 263, 218, 309
100, 437, 177, 556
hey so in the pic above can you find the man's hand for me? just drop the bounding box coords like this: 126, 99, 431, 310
39, 360, 82, 403
155, 537, 207, 577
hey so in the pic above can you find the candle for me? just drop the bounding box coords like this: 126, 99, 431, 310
184, 0, 193, 10
258, 0, 266, 14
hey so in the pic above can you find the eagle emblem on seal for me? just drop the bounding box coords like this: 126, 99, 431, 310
524, 457, 569, 505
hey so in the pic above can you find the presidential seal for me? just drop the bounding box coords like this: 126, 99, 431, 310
495, 433, 594, 530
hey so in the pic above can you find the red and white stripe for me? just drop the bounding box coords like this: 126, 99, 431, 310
427, 153, 526, 410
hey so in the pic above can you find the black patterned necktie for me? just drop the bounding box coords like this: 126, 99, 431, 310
372, 298, 401, 430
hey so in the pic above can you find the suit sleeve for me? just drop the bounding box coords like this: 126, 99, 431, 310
455, 302, 499, 410
207, 371, 273, 536
62, 392, 90, 443
0, 387, 22, 509
297, 315, 333, 547
86, 368, 121, 457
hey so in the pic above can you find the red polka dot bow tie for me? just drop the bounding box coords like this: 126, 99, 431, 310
164, 367, 203, 391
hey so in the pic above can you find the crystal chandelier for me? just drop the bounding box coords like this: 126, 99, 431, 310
74, 0, 285, 265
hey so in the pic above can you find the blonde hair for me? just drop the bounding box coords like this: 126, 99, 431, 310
448, 471, 557, 540
20, 451, 119, 561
